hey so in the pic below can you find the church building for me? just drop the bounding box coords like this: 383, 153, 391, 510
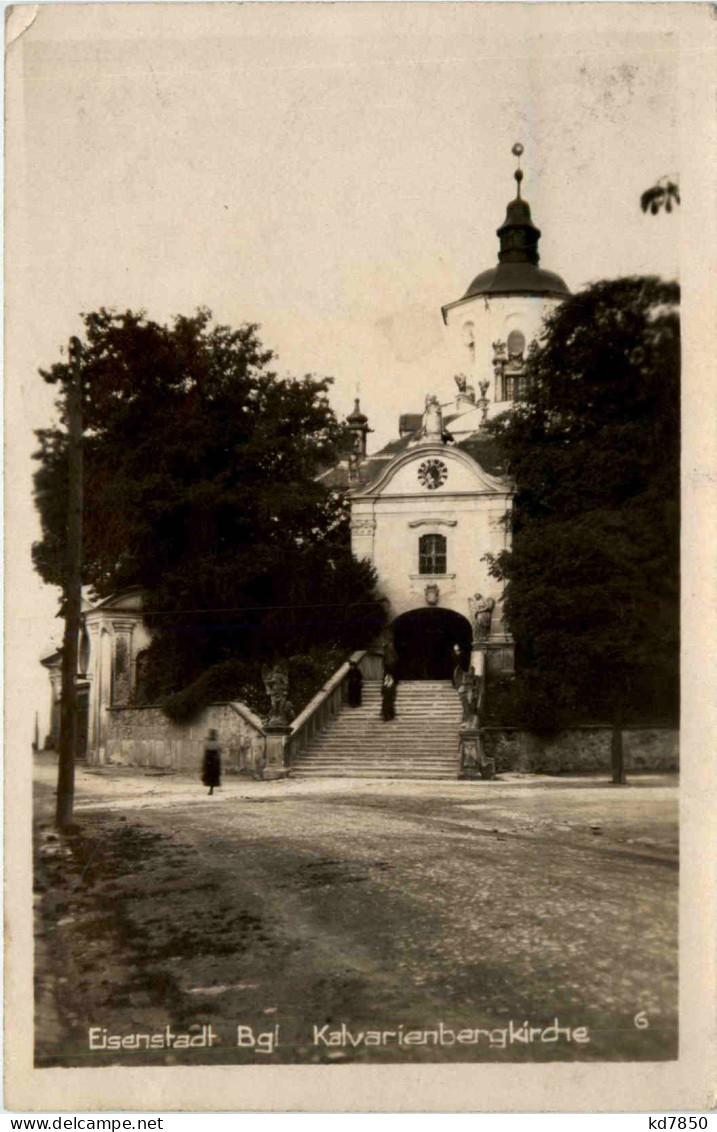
41, 147, 573, 775
319, 148, 569, 683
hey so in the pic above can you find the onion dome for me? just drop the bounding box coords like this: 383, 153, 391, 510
346, 397, 372, 460
347, 397, 368, 428
462, 145, 569, 300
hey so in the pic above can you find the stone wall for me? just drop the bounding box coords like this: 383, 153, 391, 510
101, 702, 266, 775
99, 698, 677, 778
483, 726, 679, 774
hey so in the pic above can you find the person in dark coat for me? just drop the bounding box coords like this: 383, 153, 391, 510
452, 642, 467, 689
347, 660, 363, 707
381, 673, 397, 721
202, 728, 222, 795
383, 638, 399, 679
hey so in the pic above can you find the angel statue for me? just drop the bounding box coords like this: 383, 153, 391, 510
468, 593, 495, 644
262, 663, 294, 727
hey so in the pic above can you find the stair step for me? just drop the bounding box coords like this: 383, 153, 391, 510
293, 677, 464, 780
293, 772, 458, 780
299, 745, 457, 751
296, 753, 458, 761
297, 752, 458, 758
294, 763, 456, 769
308, 744, 459, 751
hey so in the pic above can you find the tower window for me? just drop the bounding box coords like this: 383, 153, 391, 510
507, 328, 526, 358
503, 371, 531, 402
419, 533, 447, 575
502, 327, 530, 401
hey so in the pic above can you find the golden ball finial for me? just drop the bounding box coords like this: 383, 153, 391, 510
511, 143, 525, 196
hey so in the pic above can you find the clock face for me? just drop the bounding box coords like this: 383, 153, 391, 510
417, 459, 448, 490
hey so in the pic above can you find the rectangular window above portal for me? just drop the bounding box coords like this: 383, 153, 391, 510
418, 533, 447, 575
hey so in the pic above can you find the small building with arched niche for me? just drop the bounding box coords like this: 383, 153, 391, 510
83, 588, 153, 760
320, 153, 569, 683
41, 587, 153, 762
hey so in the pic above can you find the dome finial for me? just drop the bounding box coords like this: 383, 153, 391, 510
512, 142, 524, 199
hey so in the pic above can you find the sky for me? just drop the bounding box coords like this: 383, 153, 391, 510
6, 3, 693, 738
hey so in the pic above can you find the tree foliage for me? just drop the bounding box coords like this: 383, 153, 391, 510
485, 277, 680, 730
33, 308, 385, 711
640, 177, 680, 216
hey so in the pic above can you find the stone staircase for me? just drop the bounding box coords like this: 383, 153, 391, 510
291, 680, 462, 779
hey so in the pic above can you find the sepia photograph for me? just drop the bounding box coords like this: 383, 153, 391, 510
4, 0, 716, 1113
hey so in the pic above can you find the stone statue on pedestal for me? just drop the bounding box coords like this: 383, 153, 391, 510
455, 655, 495, 781
261, 663, 294, 727
477, 380, 490, 425
454, 374, 476, 403
421, 394, 444, 441
469, 593, 495, 643
458, 668, 482, 731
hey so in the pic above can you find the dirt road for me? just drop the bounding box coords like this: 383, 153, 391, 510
34, 758, 678, 1067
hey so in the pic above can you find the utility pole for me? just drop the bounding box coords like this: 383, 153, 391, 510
56, 336, 83, 829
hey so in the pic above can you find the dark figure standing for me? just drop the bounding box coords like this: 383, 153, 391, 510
452, 642, 467, 689
347, 660, 363, 707
202, 728, 221, 795
383, 638, 398, 679
381, 673, 397, 721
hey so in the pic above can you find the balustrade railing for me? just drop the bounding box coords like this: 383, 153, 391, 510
285, 649, 383, 766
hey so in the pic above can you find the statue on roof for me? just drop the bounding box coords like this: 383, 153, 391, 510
454, 373, 476, 404
421, 394, 444, 441
478, 381, 490, 424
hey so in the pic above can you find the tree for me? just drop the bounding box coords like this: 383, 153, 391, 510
485, 278, 680, 778
640, 177, 680, 216
33, 308, 385, 713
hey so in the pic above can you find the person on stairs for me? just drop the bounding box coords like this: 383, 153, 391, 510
381, 672, 397, 721
452, 642, 467, 689
347, 660, 363, 708
201, 729, 222, 796
382, 637, 398, 680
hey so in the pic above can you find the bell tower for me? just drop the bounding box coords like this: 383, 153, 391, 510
441, 143, 569, 418
346, 397, 371, 459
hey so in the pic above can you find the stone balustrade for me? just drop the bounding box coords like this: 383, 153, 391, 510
285, 649, 383, 767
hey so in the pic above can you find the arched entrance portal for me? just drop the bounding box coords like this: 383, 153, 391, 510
393, 608, 472, 681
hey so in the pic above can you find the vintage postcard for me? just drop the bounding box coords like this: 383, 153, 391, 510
5, 1, 716, 1113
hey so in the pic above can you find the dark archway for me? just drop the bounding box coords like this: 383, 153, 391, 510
392, 608, 472, 681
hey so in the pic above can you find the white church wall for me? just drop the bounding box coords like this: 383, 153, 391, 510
444, 292, 561, 413
350, 443, 512, 646
385, 452, 489, 496
364, 492, 511, 631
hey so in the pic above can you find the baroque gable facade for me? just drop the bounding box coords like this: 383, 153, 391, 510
323, 150, 570, 680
